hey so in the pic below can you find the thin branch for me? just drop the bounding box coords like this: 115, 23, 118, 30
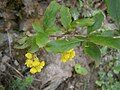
5, 62, 24, 78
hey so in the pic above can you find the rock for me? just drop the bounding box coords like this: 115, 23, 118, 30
104, 19, 118, 30
14, 60, 19, 66
0, 0, 7, 9
2, 55, 10, 63
0, 63, 6, 72
23, 0, 35, 15
19, 19, 34, 31
35, 47, 91, 90
36, 53, 75, 90
22, 0, 43, 16
2, 10, 15, 20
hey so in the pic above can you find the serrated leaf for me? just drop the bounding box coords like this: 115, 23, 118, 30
14, 42, 29, 49
32, 21, 44, 33
36, 32, 49, 48
45, 25, 61, 35
46, 38, 81, 53
95, 80, 103, 86
18, 36, 27, 44
74, 64, 88, 75
89, 35, 120, 49
84, 42, 101, 67
101, 30, 114, 37
71, 18, 94, 28
23, 76, 34, 86
28, 37, 39, 53
29, 43, 39, 53
88, 11, 104, 34
17, 37, 28, 44
43, 1, 60, 28
14, 38, 31, 49
60, 6, 72, 29
106, 0, 120, 24
113, 65, 120, 74
111, 82, 120, 90
70, 7, 79, 20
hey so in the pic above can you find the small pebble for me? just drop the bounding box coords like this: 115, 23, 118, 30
0, 63, 6, 71
14, 60, 19, 66
2, 55, 10, 63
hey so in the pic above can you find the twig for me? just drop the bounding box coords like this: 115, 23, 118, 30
5, 62, 24, 78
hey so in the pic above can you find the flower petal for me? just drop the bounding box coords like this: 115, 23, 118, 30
25, 53, 33, 59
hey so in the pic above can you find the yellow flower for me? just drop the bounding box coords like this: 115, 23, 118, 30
30, 61, 45, 73
35, 66, 42, 72
25, 59, 33, 67
61, 49, 75, 62
25, 53, 46, 74
30, 67, 37, 74
32, 60, 40, 67
69, 49, 75, 59
34, 57, 39, 61
40, 61, 45, 67
61, 53, 69, 62
25, 53, 33, 59
67, 49, 73, 53
38, 61, 45, 68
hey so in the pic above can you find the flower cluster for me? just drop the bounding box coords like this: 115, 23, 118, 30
25, 53, 45, 74
61, 49, 75, 62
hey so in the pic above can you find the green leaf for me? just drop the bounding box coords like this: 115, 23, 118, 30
36, 32, 49, 48
23, 76, 34, 86
105, 0, 109, 7
84, 42, 101, 67
32, 21, 44, 33
28, 37, 39, 53
17, 36, 28, 44
106, 0, 120, 24
46, 38, 81, 53
113, 65, 120, 74
70, 7, 79, 20
111, 82, 120, 90
88, 11, 104, 34
101, 30, 114, 37
88, 35, 120, 49
71, 18, 95, 28
74, 64, 88, 75
11, 76, 33, 90
45, 25, 61, 35
29, 44, 39, 53
43, 1, 60, 28
95, 80, 103, 86
14, 38, 30, 49
60, 6, 72, 29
